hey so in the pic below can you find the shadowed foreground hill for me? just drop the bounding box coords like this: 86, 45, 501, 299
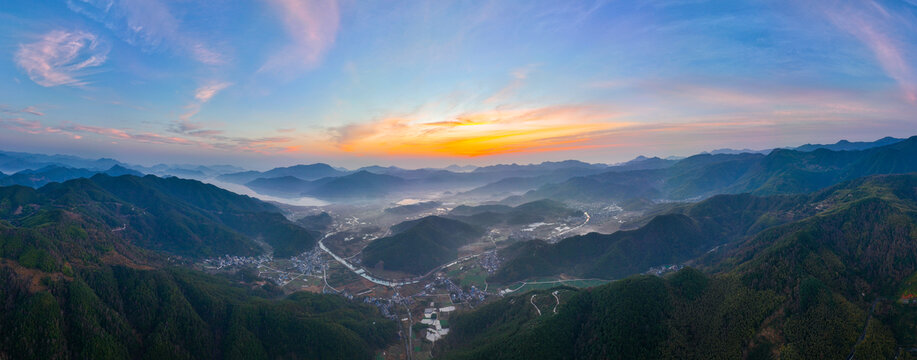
491, 192, 807, 283
440, 174, 917, 359
0, 174, 316, 259
362, 216, 484, 274
0, 265, 396, 360
0, 175, 397, 359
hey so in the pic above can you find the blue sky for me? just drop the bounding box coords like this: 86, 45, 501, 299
1, 0, 915, 169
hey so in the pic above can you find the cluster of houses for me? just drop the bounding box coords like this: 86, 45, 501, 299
202, 254, 272, 270
420, 303, 455, 342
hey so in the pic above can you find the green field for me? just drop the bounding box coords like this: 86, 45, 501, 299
447, 265, 489, 288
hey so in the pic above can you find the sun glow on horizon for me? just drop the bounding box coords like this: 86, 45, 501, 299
2, 0, 916, 167
327, 107, 632, 157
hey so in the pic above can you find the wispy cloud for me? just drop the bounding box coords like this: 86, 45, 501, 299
177, 81, 232, 123
170, 118, 225, 137
15, 30, 108, 87
194, 82, 232, 103
1, 116, 295, 153
67, 122, 295, 152
260, 0, 340, 73
485, 64, 538, 104
66, 0, 225, 65
22, 106, 44, 116
0, 117, 45, 134
821, 1, 917, 102
0, 105, 45, 116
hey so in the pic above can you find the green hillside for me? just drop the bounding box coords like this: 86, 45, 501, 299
0, 265, 396, 359
439, 272, 783, 360
361, 216, 484, 274
524, 136, 917, 205
441, 174, 917, 359
492, 193, 806, 283
449, 199, 583, 227
0, 174, 397, 359
0, 174, 315, 259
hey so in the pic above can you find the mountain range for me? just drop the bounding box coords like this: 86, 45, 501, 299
1, 135, 916, 359
0, 165, 142, 187
521, 136, 917, 206
440, 173, 917, 359
2, 136, 905, 206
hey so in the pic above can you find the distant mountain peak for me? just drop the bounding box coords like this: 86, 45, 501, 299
793, 136, 905, 152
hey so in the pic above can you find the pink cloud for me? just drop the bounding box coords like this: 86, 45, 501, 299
175, 80, 231, 124
260, 0, 340, 73
15, 30, 108, 87
22, 106, 44, 116
64, 124, 132, 139
194, 82, 232, 103
0, 118, 43, 134
0, 105, 44, 116
822, 1, 917, 102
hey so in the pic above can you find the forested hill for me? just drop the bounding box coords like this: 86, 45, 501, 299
361, 216, 484, 274
523, 135, 917, 205
0, 174, 316, 260
0, 174, 398, 359
0, 265, 397, 359
447, 199, 584, 227
491, 192, 808, 283
494, 173, 917, 283
440, 173, 917, 359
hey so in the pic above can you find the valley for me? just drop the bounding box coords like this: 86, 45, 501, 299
5, 2, 917, 358
1, 136, 916, 359
192, 194, 607, 359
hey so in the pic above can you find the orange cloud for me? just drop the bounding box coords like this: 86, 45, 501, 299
329, 106, 631, 157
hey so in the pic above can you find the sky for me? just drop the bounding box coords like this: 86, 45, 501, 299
1, 0, 916, 169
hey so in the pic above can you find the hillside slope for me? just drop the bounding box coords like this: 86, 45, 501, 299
492, 193, 806, 282
524, 136, 917, 205
361, 216, 484, 274
443, 174, 917, 359
0, 174, 316, 259
0, 175, 397, 359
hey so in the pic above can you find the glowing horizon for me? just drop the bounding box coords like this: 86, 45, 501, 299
1, 1, 916, 168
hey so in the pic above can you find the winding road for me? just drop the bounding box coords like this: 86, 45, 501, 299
554, 211, 590, 239
847, 298, 880, 360
317, 209, 592, 291
318, 234, 420, 287
552, 290, 560, 313
502, 278, 608, 295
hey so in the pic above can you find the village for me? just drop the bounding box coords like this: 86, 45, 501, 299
194, 205, 630, 359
